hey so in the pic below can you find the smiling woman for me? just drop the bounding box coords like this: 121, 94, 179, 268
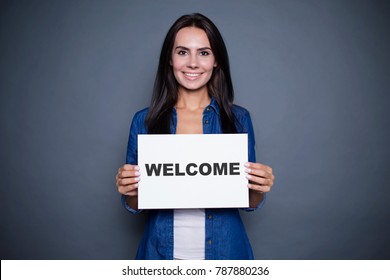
115, 13, 275, 260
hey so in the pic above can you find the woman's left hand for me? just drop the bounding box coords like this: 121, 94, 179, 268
244, 162, 275, 194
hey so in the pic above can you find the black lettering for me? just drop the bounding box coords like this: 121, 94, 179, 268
163, 163, 174, 176
186, 163, 198, 176
213, 162, 228, 175
175, 163, 185, 176
199, 163, 212, 175
145, 164, 162, 176
177, 266, 183, 275
146, 162, 241, 176
230, 162, 240, 175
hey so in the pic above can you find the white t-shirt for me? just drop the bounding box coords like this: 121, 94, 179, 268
173, 209, 205, 260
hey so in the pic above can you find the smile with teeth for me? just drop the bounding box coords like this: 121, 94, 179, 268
184, 72, 202, 77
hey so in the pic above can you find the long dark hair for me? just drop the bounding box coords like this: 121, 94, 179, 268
145, 13, 237, 134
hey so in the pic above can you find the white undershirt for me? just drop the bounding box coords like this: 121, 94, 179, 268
173, 209, 205, 260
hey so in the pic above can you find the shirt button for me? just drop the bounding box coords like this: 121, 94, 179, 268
206, 107, 210, 112
204, 119, 209, 124
208, 215, 212, 219
208, 240, 212, 245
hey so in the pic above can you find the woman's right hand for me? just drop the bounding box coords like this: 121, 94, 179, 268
116, 164, 140, 197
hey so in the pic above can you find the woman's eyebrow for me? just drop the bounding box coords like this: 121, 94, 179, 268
175, 46, 212, 51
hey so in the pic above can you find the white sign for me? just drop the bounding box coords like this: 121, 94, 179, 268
138, 134, 248, 209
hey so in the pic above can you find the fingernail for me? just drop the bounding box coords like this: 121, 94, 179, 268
244, 162, 250, 167
246, 175, 251, 180
135, 171, 140, 176
134, 177, 140, 181
245, 168, 251, 173
135, 166, 140, 170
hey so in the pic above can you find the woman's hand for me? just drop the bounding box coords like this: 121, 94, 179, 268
245, 162, 274, 193
245, 162, 275, 207
116, 164, 141, 197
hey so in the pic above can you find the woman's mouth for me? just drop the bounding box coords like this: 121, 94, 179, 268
184, 72, 202, 78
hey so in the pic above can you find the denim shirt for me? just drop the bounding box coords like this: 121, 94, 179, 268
121, 98, 265, 259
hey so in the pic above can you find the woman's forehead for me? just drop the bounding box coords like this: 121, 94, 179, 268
174, 27, 211, 48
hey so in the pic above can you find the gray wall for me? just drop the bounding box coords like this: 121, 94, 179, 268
1, 0, 389, 259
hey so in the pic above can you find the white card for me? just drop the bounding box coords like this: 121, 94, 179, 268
138, 134, 248, 209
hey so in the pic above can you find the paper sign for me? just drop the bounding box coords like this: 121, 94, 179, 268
138, 134, 248, 209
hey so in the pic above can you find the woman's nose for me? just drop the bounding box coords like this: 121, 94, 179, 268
187, 53, 199, 69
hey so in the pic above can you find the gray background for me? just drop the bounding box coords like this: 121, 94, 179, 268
1, 0, 389, 259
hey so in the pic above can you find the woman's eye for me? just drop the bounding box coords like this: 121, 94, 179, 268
178, 50, 187, 55
200, 51, 209, 56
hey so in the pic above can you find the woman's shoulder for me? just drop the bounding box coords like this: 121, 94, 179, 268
129, 107, 149, 133
232, 104, 253, 132
134, 107, 149, 116
230, 103, 255, 136
132, 107, 149, 121
232, 104, 251, 118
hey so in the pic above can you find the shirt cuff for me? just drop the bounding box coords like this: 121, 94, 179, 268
241, 193, 267, 212
121, 195, 143, 214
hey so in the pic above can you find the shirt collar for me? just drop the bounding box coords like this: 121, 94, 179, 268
206, 97, 220, 115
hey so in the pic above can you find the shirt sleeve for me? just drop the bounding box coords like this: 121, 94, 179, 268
239, 109, 267, 211
243, 110, 256, 163
121, 111, 145, 214
126, 112, 142, 165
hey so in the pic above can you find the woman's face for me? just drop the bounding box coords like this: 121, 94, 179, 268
171, 27, 216, 94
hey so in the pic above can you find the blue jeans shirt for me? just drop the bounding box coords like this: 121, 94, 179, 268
121, 98, 266, 259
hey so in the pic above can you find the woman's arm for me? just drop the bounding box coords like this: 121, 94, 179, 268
117, 109, 148, 213
236, 108, 275, 208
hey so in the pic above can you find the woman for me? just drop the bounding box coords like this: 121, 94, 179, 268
116, 13, 274, 260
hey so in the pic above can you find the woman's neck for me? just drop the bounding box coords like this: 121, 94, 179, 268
176, 88, 211, 111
